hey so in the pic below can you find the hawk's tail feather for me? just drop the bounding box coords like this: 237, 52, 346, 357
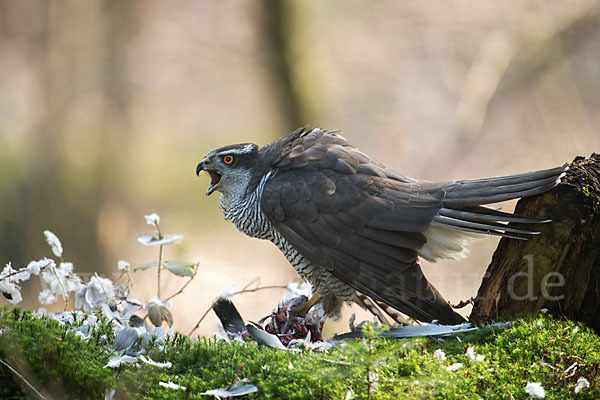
426, 165, 567, 239
442, 165, 567, 208
432, 215, 539, 238
439, 206, 551, 224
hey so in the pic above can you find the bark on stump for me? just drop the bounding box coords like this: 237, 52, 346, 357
470, 153, 600, 331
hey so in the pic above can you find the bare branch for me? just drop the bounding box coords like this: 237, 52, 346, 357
165, 263, 199, 302
232, 284, 287, 297
0, 359, 48, 400
187, 280, 288, 336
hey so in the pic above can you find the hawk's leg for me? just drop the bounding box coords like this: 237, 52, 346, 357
297, 293, 323, 317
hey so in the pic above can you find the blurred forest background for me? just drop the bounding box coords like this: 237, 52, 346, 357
1, 0, 599, 336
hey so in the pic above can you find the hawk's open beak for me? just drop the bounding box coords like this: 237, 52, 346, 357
196, 159, 222, 196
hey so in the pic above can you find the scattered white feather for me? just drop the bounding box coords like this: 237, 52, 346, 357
76, 275, 115, 312
159, 381, 186, 391
28, 259, 53, 276
113, 328, 139, 352
38, 289, 57, 305
200, 385, 257, 398
0, 280, 22, 304
220, 286, 235, 300
144, 213, 160, 226
434, 349, 446, 360
466, 346, 476, 360
525, 382, 545, 398
105, 389, 116, 400
538, 360, 554, 370
288, 337, 332, 353
139, 355, 172, 368
44, 230, 63, 258
446, 363, 463, 372
117, 260, 130, 271
368, 371, 379, 391
104, 355, 138, 368
0, 263, 15, 279
564, 362, 578, 375
466, 346, 485, 362
246, 324, 286, 350
574, 377, 590, 394
281, 281, 312, 303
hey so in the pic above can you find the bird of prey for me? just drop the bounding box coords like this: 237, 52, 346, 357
196, 127, 567, 325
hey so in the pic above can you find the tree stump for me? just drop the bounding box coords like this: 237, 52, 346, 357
470, 153, 600, 331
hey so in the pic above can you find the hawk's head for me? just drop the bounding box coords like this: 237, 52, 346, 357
196, 143, 260, 197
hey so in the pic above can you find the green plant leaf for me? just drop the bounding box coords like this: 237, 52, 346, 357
134, 261, 159, 271
147, 303, 162, 327
147, 302, 174, 327
161, 306, 174, 327
164, 261, 195, 277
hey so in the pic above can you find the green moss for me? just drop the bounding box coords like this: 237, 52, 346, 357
581, 184, 600, 213
1, 308, 599, 399
582, 185, 591, 196
0, 308, 118, 399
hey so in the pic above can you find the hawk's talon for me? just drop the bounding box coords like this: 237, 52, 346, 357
297, 293, 323, 317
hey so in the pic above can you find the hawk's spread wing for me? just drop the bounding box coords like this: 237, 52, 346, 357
260, 129, 462, 323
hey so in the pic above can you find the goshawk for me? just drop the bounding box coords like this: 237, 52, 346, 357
196, 127, 566, 325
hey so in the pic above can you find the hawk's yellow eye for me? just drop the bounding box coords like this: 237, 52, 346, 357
223, 155, 234, 165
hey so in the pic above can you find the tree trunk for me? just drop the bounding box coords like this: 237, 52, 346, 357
470, 153, 600, 331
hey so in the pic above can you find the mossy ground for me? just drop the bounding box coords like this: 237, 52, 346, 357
0, 308, 598, 399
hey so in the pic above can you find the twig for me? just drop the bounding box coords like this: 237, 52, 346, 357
188, 306, 213, 337
165, 263, 199, 302
231, 362, 244, 386
115, 296, 143, 308
241, 277, 261, 291
449, 297, 474, 310
114, 269, 134, 293
157, 245, 163, 299
0, 359, 48, 400
230, 363, 245, 399
187, 282, 288, 336
155, 221, 163, 300
0, 261, 54, 281
232, 284, 287, 297
48, 264, 69, 311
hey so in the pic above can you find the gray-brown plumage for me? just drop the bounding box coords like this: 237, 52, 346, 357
196, 127, 567, 325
